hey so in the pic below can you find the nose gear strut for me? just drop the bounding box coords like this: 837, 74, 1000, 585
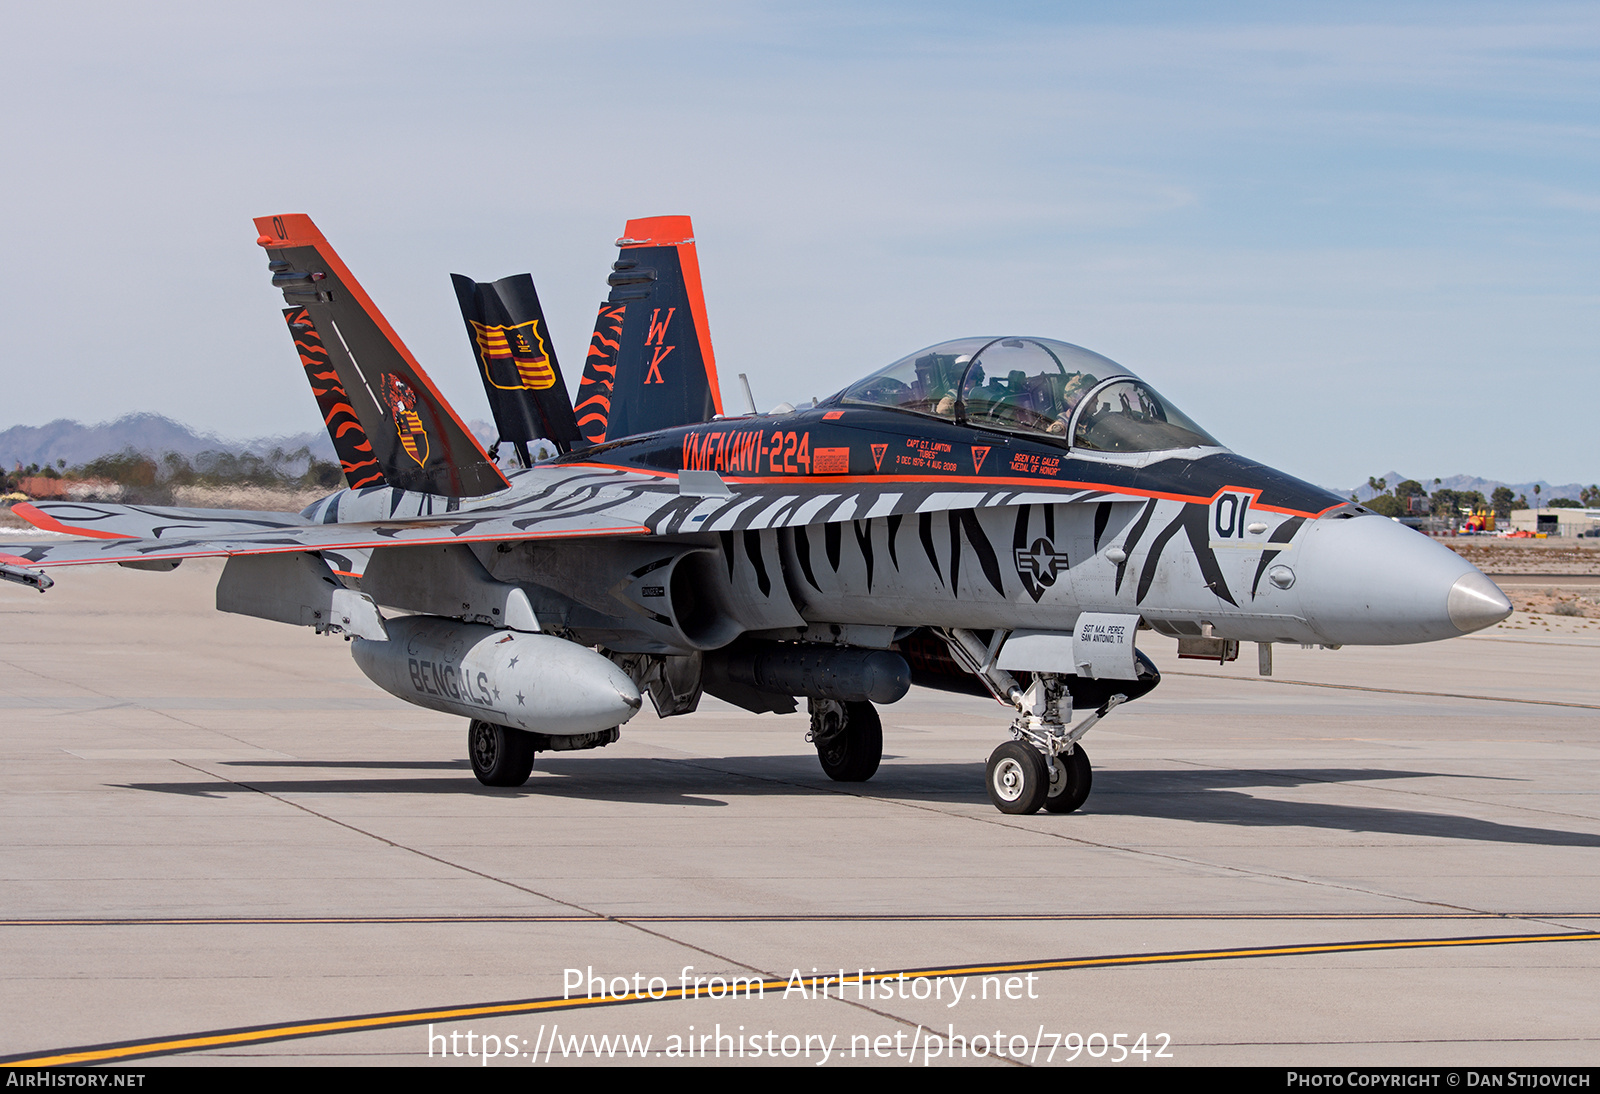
941, 627, 1127, 815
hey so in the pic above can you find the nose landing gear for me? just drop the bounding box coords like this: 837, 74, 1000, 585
1043, 742, 1092, 814
986, 741, 1049, 814
986, 740, 1094, 815
943, 627, 1126, 816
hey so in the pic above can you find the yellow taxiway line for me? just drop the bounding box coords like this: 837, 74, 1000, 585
5, 930, 1599, 1067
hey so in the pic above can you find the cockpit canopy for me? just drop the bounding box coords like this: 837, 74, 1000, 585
831, 337, 1220, 454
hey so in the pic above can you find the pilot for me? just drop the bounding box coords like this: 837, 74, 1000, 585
934, 359, 981, 418
1047, 372, 1099, 434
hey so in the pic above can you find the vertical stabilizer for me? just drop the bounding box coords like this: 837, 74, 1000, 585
282, 307, 385, 489
574, 216, 721, 444
451, 273, 583, 463
254, 214, 509, 498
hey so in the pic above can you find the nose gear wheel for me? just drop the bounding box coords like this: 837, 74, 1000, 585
986, 741, 1049, 814
1043, 744, 1092, 814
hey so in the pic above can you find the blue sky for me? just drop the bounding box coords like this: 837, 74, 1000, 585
0, 2, 1594, 487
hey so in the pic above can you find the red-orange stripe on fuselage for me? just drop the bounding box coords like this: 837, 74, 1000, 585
556, 462, 1343, 520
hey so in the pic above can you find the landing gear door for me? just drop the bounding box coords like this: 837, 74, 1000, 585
1070, 612, 1141, 680
995, 613, 1142, 681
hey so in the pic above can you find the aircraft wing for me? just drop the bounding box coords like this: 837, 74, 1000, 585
0, 509, 652, 569
1, 461, 1106, 573
10, 501, 314, 540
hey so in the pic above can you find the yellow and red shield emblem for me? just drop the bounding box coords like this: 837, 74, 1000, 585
470, 320, 557, 391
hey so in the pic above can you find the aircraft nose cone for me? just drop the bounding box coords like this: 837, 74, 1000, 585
1447, 571, 1513, 634
1294, 514, 1504, 645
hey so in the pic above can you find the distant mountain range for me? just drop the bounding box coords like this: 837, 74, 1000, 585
0, 414, 499, 472
0, 414, 335, 470
1338, 471, 1593, 505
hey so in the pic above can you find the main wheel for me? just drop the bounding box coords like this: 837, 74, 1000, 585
1043, 743, 1092, 814
468, 719, 536, 787
986, 741, 1048, 815
812, 700, 883, 782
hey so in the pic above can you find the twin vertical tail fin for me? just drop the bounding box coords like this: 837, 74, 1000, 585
575, 216, 722, 444
263, 212, 721, 477
255, 214, 509, 498
281, 306, 385, 489
451, 273, 583, 464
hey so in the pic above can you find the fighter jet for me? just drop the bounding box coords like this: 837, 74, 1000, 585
0, 214, 1513, 815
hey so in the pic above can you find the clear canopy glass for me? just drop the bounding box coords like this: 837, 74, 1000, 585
833, 337, 1220, 453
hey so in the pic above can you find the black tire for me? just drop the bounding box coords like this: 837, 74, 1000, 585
986, 741, 1048, 815
1043, 744, 1092, 814
814, 701, 883, 782
468, 720, 536, 787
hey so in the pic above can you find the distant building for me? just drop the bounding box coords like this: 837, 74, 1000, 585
1508, 508, 1600, 537
13, 476, 69, 500
11, 477, 124, 502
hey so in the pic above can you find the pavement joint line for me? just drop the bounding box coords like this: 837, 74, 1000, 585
164, 1035, 1600, 1058
642, 752, 1547, 919
6, 911, 1597, 926
1462, 636, 1600, 648
1165, 671, 1600, 710
0, 654, 272, 752
1186, 1037, 1600, 1047
166, 758, 788, 1033
167, 750, 1530, 1066
642, 755, 1524, 922
27, 746, 994, 1068
1157, 758, 1598, 920
171, 759, 604, 919
5, 931, 1598, 1068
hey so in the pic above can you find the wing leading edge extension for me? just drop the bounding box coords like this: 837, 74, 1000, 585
254, 214, 509, 498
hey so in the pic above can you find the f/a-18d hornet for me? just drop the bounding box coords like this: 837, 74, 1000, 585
0, 214, 1513, 814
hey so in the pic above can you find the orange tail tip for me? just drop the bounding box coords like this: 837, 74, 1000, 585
253, 214, 329, 249
617, 215, 696, 248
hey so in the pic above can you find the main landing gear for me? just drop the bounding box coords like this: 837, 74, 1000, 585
468, 719, 536, 787
807, 699, 883, 782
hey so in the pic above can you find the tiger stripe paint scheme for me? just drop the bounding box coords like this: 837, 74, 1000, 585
10, 397, 1358, 649
282, 307, 384, 489
0, 214, 1513, 816
575, 304, 625, 444
575, 216, 721, 445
